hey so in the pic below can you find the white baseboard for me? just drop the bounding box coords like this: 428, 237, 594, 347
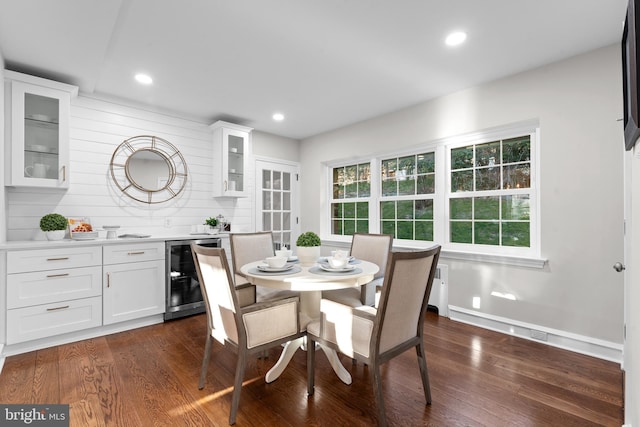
448, 306, 623, 363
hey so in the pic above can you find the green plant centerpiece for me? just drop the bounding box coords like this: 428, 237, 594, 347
40, 213, 67, 241
204, 217, 217, 227
296, 231, 321, 247
296, 231, 321, 265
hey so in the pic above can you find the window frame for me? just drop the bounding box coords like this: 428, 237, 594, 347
324, 122, 541, 260
444, 129, 539, 257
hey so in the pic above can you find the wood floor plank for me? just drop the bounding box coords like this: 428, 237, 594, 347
0, 311, 623, 426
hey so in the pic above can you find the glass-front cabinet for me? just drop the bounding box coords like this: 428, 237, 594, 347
4, 71, 78, 188
210, 120, 252, 197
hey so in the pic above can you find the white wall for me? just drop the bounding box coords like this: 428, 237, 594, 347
253, 130, 300, 162
299, 45, 625, 350
5, 96, 297, 240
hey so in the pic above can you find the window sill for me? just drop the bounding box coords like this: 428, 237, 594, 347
439, 249, 547, 269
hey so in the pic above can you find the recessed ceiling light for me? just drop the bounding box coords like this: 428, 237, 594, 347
135, 73, 153, 85
272, 113, 285, 121
445, 31, 467, 47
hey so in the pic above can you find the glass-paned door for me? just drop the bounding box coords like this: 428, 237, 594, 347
255, 159, 300, 250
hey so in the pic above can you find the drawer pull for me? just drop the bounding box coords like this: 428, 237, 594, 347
46, 273, 70, 278
128, 251, 145, 255
47, 257, 70, 261
46, 305, 70, 312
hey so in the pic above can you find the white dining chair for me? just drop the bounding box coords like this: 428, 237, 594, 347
306, 246, 441, 427
191, 244, 304, 425
230, 231, 297, 302
323, 233, 393, 307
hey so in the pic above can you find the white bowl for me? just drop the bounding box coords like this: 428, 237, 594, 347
265, 256, 288, 268
327, 256, 348, 269
331, 250, 350, 258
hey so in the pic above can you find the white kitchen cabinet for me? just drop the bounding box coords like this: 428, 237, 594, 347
5, 246, 102, 344
4, 70, 78, 188
210, 120, 252, 197
103, 242, 165, 325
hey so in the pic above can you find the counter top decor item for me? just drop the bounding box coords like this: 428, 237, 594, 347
68, 217, 97, 240
40, 213, 67, 240
296, 231, 321, 266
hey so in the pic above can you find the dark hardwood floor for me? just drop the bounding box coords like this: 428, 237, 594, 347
0, 312, 623, 426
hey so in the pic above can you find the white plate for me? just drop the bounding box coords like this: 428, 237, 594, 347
257, 263, 295, 273
319, 263, 356, 272
288, 256, 299, 262
72, 232, 98, 240
27, 144, 49, 152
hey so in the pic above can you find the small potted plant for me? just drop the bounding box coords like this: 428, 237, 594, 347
204, 217, 219, 233
296, 231, 321, 265
40, 213, 67, 241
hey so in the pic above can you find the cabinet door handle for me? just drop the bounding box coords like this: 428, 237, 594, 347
46, 273, 70, 278
46, 305, 70, 312
224, 180, 228, 191
128, 251, 145, 255
107, 272, 110, 288
62, 165, 66, 182
47, 257, 70, 261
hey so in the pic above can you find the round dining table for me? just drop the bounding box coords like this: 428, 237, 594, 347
240, 258, 379, 384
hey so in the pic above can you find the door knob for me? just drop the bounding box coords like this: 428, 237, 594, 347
613, 262, 626, 272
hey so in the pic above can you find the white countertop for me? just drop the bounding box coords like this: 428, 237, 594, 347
0, 232, 229, 251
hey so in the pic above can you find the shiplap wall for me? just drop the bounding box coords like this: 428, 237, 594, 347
6, 96, 254, 241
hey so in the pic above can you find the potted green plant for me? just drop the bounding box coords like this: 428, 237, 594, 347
296, 231, 321, 265
40, 213, 67, 241
204, 217, 219, 233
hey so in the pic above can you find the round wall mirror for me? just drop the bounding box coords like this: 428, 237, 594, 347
126, 149, 172, 191
110, 135, 188, 204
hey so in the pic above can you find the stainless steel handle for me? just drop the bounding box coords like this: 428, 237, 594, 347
47, 305, 70, 312
128, 251, 145, 255
613, 262, 626, 272
107, 272, 110, 288
47, 257, 70, 261
46, 273, 70, 278
224, 180, 228, 191
62, 165, 66, 182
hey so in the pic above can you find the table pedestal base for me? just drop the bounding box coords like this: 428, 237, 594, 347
265, 337, 352, 385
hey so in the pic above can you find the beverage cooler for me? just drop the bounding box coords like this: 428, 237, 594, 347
165, 238, 221, 320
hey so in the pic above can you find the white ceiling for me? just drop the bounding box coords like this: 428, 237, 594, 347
0, 0, 629, 140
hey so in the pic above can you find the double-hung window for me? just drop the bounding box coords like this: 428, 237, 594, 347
326, 124, 538, 259
447, 134, 535, 254
380, 152, 436, 241
330, 163, 371, 236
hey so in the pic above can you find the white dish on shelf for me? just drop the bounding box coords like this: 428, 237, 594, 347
27, 144, 49, 153
29, 114, 50, 122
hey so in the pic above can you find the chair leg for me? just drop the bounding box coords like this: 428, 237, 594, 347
307, 337, 316, 396
372, 364, 388, 427
198, 334, 213, 390
229, 350, 247, 425
416, 342, 432, 404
